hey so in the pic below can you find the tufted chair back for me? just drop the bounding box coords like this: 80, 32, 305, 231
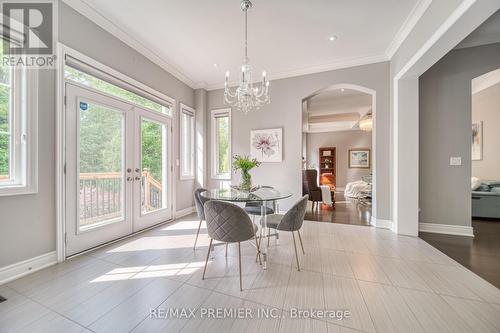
194, 188, 209, 220
277, 195, 309, 232
204, 200, 255, 243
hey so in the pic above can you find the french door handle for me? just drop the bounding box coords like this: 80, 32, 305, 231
135, 176, 141, 181
127, 176, 133, 181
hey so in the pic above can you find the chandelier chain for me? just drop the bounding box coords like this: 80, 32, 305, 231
245, 6, 248, 59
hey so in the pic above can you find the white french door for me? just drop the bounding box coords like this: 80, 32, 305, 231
65, 83, 172, 256
133, 108, 172, 231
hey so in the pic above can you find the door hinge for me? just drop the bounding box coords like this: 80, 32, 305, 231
63, 163, 66, 175
171, 165, 173, 172
64, 95, 67, 106
64, 232, 67, 244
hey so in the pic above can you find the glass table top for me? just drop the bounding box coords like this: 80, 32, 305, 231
200, 187, 293, 202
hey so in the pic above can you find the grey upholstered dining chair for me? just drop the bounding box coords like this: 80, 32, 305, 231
202, 200, 261, 291
261, 195, 308, 271
193, 188, 209, 250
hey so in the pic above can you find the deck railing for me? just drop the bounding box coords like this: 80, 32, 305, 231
79, 170, 163, 226
79, 172, 122, 226
141, 170, 163, 212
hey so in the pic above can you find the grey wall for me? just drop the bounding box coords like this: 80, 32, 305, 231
0, 3, 197, 267
419, 42, 500, 227
306, 131, 372, 189
207, 61, 391, 219
472, 82, 500, 180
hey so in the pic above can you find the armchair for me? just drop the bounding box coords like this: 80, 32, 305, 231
302, 169, 322, 211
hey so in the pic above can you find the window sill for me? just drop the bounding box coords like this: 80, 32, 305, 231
0, 184, 38, 197
211, 175, 232, 181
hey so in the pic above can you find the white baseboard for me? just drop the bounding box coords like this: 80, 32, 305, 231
419, 223, 474, 237
175, 206, 195, 219
0, 251, 57, 285
370, 217, 393, 230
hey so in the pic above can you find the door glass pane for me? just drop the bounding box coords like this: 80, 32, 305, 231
141, 119, 167, 213
79, 101, 124, 230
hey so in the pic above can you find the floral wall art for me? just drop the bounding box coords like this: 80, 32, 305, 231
250, 128, 283, 162
472, 121, 483, 161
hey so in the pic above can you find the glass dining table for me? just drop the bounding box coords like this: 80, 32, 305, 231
200, 187, 293, 269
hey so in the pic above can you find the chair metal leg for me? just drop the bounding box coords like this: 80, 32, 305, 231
193, 219, 203, 250
297, 229, 305, 255
202, 238, 213, 280
292, 232, 300, 271
225, 242, 228, 258
255, 232, 262, 265
255, 226, 263, 262
267, 227, 271, 247
238, 242, 243, 291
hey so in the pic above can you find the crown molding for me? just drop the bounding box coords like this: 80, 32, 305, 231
385, 0, 433, 59
472, 69, 500, 94
62, 0, 198, 88
205, 54, 389, 91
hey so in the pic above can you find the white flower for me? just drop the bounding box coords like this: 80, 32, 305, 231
252, 133, 278, 157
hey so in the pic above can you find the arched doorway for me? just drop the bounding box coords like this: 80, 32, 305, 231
301, 84, 377, 226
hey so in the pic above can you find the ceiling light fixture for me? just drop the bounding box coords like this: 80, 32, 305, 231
329, 36, 337, 41
357, 112, 373, 131
224, 0, 270, 114
213, 63, 218, 67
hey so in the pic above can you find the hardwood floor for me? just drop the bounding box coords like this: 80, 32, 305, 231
1, 214, 499, 332
304, 192, 371, 226
420, 218, 500, 288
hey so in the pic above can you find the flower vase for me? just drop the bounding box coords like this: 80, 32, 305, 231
240, 170, 252, 191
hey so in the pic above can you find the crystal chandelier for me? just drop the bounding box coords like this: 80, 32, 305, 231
224, 0, 270, 114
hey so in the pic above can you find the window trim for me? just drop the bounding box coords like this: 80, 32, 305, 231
179, 103, 195, 180
0, 66, 38, 197
64, 55, 175, 115
210, 108, 231, 180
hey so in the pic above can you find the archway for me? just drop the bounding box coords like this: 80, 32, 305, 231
301, 83, 380, 227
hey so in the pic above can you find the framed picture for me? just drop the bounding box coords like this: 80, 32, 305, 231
250, 128, 283, 162
472, 121, 483, 161
349, 149, 370, 168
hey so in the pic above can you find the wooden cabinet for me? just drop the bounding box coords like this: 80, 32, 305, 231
319, 147, 336, 188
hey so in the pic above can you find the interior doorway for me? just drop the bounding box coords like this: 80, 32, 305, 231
301, 84, 375, 225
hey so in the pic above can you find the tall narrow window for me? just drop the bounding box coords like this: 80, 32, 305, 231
0, 41, 38, 196
180, 104, 195, 180
211, 109, 231, 179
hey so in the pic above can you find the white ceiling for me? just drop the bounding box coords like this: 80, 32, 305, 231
305, 88, 372, 133
66, 0, 421, 89
307, 88, 372, 115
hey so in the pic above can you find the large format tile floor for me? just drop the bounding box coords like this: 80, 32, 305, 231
1, 214, 500, 333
